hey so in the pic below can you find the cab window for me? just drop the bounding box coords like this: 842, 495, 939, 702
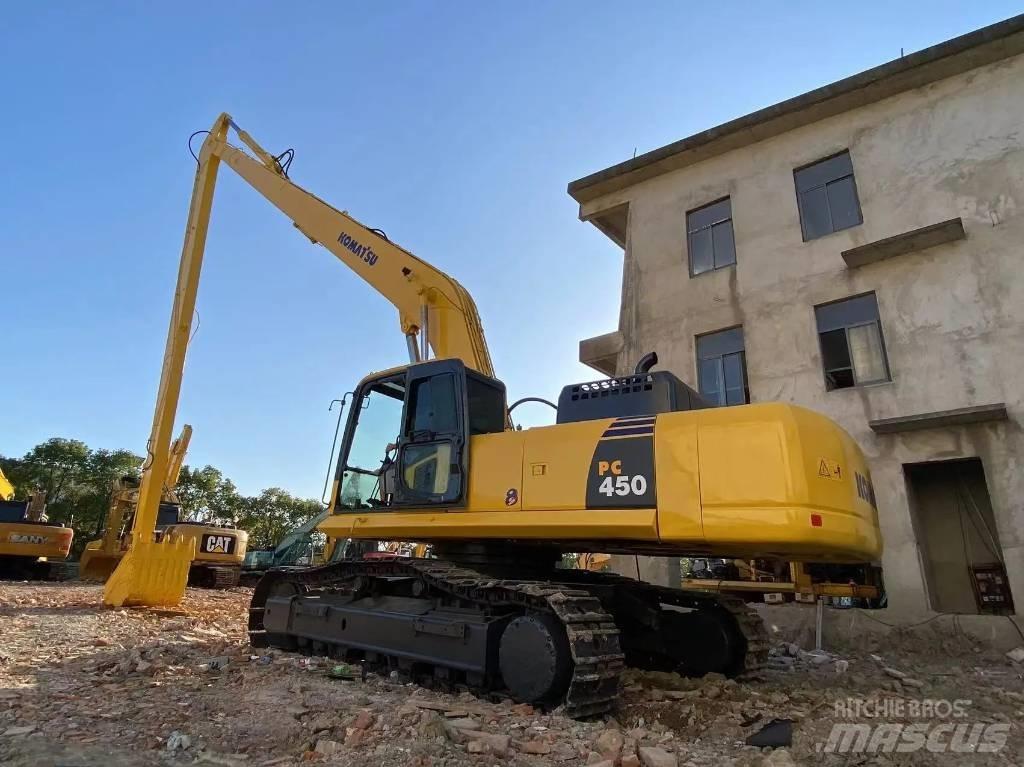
399, 374, 458, 499
467, 375, 506, 435
338, 378, 405, 507
405, 374, 458, 435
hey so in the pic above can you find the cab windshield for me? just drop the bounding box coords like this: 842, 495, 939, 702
337, 377, 405, 508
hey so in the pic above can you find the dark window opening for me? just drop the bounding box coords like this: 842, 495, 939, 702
795, 151, 863, 240
815, 293, 890, 391
466, 375, 506, 435
406, 374, 458, 437
696, 326, 749, 406
687, 197, 736, 276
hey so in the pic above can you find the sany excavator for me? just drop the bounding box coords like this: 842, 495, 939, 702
0, 468, 72, 580
82, 426, 249, 588
120, 113, 881, 716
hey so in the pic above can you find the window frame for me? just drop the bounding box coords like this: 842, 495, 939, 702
695, 325, 750, 407
814, 292, 891, 392
793, 150, 863, 241
686, 196, 737, 277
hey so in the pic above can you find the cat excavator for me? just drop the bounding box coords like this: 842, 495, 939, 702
119, 113, 882, 716
82, 425, 249, 588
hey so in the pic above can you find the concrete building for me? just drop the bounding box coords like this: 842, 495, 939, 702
568, 16, 1024, 617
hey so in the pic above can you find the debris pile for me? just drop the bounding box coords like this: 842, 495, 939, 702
1, 583, 1022, 766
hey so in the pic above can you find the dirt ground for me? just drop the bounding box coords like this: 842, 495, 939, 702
1, 582, 1022, 766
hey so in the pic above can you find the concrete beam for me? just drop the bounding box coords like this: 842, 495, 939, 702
842, 217, 966, 268
579, 331, 623, 377
869, 403, 1009, 434
584, 203, 629, 248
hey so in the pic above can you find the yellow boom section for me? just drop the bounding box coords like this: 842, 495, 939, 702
215, 116, 494, 377
165, 424, 193, 492
0, 469, 13, 501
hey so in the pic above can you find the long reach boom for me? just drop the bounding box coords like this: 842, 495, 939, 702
104, 113, 494, 606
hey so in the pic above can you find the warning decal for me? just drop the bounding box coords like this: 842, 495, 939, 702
817, 458, 843, 481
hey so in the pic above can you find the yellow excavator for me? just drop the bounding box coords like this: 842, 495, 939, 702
113, 113, 881, 715
0, 468, 73, 579
81, 426, 249, 588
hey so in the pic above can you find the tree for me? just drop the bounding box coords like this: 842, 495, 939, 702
176, 465, 239, 525
3, 438, 90, 508
0, 440, 142, 555
235, 487, 323, 550
80, 448, 144, 535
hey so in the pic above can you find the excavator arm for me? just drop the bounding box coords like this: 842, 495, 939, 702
164, 424, 192, 495
271, 509, 329, 566
104, 113, 496, 606
214, 115, 494, 376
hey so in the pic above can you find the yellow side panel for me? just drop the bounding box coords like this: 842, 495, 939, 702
324, 418, 660, 541
522, 420, 607, 511
168, 526, 249, 565
651, 417, 703, 544
0, 523, 73, 559
466, 431, 524, 511
697, 403, 882, 562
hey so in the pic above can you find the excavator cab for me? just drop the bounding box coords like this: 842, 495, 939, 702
335, 359, 506, 511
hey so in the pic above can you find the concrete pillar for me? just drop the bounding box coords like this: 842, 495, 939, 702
608, 554, 680, 587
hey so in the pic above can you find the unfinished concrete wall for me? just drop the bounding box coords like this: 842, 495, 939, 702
580, 53, 1024, 616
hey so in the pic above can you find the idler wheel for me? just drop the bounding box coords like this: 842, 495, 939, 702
498, 614, 573, 704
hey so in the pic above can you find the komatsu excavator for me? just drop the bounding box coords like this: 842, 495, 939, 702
0, 469, 73, 579
122, 113, 881, 715
82, 426, 249, 588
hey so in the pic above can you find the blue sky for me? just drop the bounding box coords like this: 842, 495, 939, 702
2, 2, 1019, 497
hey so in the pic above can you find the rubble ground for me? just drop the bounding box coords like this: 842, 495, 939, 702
1, 582, 1022, 766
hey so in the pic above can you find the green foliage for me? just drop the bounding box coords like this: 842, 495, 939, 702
177, 465, 239, 525
0, 439, 143, 550
235, 488, 324, 551
1, 437, 323, 558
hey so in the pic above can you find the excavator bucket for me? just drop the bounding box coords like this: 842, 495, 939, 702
102, 536, 196, 607
78, 548, 122, 582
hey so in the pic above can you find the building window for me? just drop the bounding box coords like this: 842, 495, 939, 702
687, 197, 736, 276
815, 293, 890, 391
696, 326, 749, 406
794, 151, 862, 240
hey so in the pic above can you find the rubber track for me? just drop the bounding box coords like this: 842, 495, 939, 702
249, 558, 624, 717
210, 566, 241, 589
192, 565, 241, 589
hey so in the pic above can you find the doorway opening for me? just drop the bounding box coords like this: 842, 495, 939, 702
904, 458, 1013, 614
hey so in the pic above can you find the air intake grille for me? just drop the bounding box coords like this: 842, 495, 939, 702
568, 374, 655, 401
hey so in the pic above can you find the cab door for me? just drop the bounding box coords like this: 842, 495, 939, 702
390, 360, 471, 508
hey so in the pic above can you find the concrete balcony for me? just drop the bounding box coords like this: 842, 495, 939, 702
579, 331, 623, 377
